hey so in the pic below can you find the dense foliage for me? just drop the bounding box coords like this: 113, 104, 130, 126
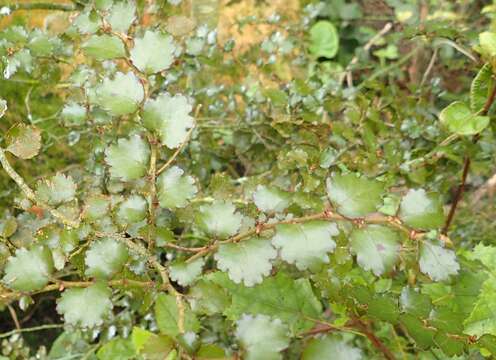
2, 0, 496, 358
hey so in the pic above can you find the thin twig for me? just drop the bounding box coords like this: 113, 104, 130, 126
0, 324, 64, 339
340, 22, 393, 87
0, 148, 80, 228
7, 304, 20, 330
442, 81, 496, 234
351, 319, 397, 360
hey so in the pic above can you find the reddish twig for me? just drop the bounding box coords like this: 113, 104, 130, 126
442, 80, 496, 234
351, 319, 397, 360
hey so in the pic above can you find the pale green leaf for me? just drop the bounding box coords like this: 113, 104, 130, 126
82, 34, 125, 60
85, 237, 128, 279
272, 221, 338, 271
326, 174, 384, 218
439, 101, 489, 135
479, 31, 496, 57
105, 135, 150, 181
0, 98, 6, 118
36, 173, 77, 206
398, 189, 444, 230
83, 195, 110, 221
471, 63, 494, 112
252, 185, 291, 213
157, 166, 197, 209
2, 246, 53, 291
235, 314, 289, 360
169, 258, 205, 287
464, 278, 496, 337
189, 279, 230, 316
106, 1, 136, 33
61, 102, 86, 127
131, 327, 174, 358
350, 225, 400, 276
97, 338, 135, 360
5, 123, 41, 159
309, 21, 339, 58
142, 93, 194, 149
117, 195, 147, 224
155, 293, 200, 337
467, 243, 496, 269
419, 242, 459, 281
94, 72, 144, 116
130, 31, 177, 74
73, 11, 100, 34
56, 283, 113, 328
214, 238, 276, 286
302, 336, 362, 360
197, 201, 243, 238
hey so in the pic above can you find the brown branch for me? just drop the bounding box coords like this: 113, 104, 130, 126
442, 81, 496, 234
351, 319, 397, 360
4, 2, 77, 12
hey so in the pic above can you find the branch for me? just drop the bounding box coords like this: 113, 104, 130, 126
1, 278, 160, 302
351, 319, 397, 360
96, 232, 186, 334
0, 324, 64, 339
3, 2, 77, 12
186, 209, 423, 264
442, 81, 496, 234
0, 148, 80, 228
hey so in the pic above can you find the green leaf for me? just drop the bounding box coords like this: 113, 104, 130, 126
252, 185, 291, 213
56, 283, 113, 328
105, 135, 150, 181
36, 173, 77, 206
468, 243, 496, 269
398, 189, 444, 230
155, 293, 200, 337
197, 201, 243, 238
2, 246, 53, 291
5, 123, 42, 159
61, 102, 86, 126
464, 278, 496, 337
272, 221, 338, 271
471, 63, 494, 112
94, 72, 144, 116
83, 195, 110, 221
302, 336, 362, 360
117, 195, 148, 224
157, 166, 197, 209
400, 287, 432, 319
210, 271, 322, 333
419, 242, 459, 281
440, 101, 490, 136
97, 338, 135, 360
479, 31, 496, 57
367, 296, 399, 323
400, 313, 436, 349
350, 225, 400, 276
106, 1, 136, 33
235, 314, 290, 360
131, 327, 174, 358
130, 31, 177, 74
326, 173, 384, 218
214, 238, 277, 286
73, 11, 100, 34
189, 279, 230, 316
85, 237, 128, 279
169, 258, 205, 286
309, 21, 339, 58
82, 34, 126, 60
142, 93, 194, 149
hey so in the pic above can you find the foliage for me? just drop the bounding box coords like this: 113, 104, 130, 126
1, 0, 496, 359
